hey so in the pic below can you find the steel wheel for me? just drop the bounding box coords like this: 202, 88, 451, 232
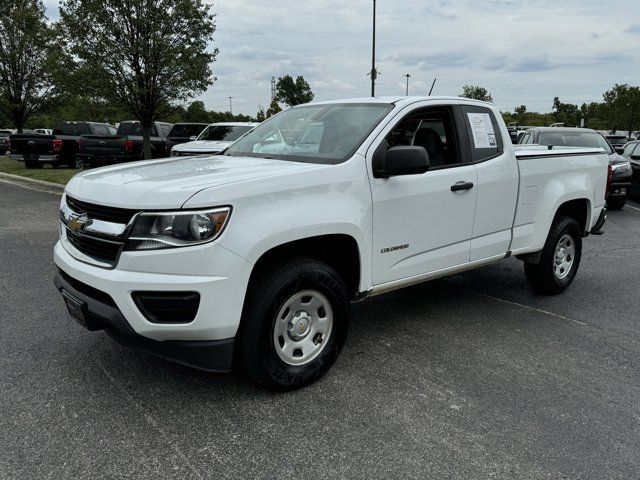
272, 289, 333, 366
553, 233, 575, 280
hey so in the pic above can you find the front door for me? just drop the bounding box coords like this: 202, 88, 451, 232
369, 105, 478, 286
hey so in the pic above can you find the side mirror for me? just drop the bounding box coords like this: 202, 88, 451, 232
373, 145, 430, 178
189, 136, 197, 141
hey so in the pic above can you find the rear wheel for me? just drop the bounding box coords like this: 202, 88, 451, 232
236, 258, 350, 391
524, 216, 582, 295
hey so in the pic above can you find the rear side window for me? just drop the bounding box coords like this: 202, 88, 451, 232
460, 106, 503, 163
117, 123, 158, 136
53, 123, 90, 135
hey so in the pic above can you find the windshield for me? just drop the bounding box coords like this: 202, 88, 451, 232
225, 103, 393, 164
538, 131, 613, 154
169, 124, 206, 139
197, 125, 253, 142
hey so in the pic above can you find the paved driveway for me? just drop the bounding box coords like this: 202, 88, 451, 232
1, 181, 639, 479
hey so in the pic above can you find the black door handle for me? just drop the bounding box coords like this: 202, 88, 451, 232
451, 181, 474, 192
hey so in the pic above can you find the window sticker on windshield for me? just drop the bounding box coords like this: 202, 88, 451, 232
467, 113, 497, 148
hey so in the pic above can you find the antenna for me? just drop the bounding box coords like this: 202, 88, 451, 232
428, 78, 437, 96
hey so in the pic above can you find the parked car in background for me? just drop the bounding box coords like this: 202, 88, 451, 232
9, 122, 116, 168
166, 123, 208, 152
75, 120, 173, 169
1, 129, 16, 155
34, 128, 53, 135
604, 134, 628, 155
518, 127, 632, 209
621, 140, 640, 198
171, 122, 257, 156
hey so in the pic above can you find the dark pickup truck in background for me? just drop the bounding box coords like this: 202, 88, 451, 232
9, 122, 116, 168
75, 120, 173, 169
166, 123, 208, 151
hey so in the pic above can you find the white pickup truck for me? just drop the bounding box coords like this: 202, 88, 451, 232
54, 97, 609, 390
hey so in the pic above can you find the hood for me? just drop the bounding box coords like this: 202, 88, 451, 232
173, 140, 231, 153
65, 155, 326, 209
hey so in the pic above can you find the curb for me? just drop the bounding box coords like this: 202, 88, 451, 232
0, 172, 65, 192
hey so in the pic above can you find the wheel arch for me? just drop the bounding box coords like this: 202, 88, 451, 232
246, 234, 363, 300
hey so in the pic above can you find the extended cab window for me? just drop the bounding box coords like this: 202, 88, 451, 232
460, 106, 503, 162
384, 108, 461, 168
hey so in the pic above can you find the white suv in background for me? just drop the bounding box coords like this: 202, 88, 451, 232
171, 122, 258, 156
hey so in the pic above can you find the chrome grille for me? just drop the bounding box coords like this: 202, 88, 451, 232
61, 196, 137, 268
66, 196, 138, 224
66, 230, 122, 263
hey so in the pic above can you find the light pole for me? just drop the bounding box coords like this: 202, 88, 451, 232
228, 97, 233, 115
370, 0, 377, 97
404, 74, 411, 96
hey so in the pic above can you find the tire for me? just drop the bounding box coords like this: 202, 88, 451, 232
524, 216, 582, 295
24, 161, 42, 169
75, 157, 86, 170
606, 197, 626, 210
236, 258, 350, 391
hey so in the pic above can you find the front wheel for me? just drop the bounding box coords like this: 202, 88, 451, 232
524, 216, 582, 295
74, 157, 86, 170
236, 258, 350, 391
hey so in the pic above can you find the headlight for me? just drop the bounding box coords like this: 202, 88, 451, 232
125, 207, 231, 251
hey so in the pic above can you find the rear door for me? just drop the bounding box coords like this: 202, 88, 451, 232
460, 105, 519, 261
369, 103, 478, 286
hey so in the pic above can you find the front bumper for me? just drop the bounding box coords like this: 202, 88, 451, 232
54, 270, 235, 372
53, 239, 253, 342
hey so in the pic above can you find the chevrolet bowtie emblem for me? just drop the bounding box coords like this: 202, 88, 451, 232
67, 213, 92, 233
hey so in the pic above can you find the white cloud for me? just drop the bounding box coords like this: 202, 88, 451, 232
44, 0, 640, 115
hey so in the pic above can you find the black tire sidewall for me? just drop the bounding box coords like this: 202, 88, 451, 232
537, 216, 582, 291
239, 259, 350, 390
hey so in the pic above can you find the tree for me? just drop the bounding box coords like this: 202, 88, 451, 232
58, 0, 218, 158
551, 97, 580, 127
184, 100, 211, 123
460, 85, 493, 103
514, 105, 527, 124
0, 0, 60, 132
602, 84, 640, 137
275, 75, 314, 106
266, 99, 282, 118
256, 106, 266, 122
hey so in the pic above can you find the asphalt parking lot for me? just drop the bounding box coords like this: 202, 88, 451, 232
1, 180, 639, 479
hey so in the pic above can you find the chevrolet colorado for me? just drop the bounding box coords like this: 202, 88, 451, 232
53, 97, 609, 390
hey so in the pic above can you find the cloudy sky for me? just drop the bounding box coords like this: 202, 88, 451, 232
45, 0, 640, 116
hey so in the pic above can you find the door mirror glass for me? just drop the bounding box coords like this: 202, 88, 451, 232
374, 145, 430, 178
